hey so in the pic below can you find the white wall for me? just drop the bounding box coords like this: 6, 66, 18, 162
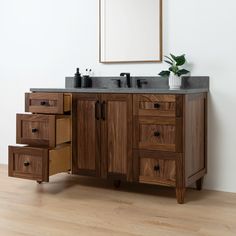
1, 0, 236, 193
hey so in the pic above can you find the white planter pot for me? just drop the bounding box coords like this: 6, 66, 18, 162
169, 73, 182, 89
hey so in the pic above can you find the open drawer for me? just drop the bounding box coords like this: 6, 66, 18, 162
16, 114, 71, 148
25, 92, 71, 114
8, 144, 71, 183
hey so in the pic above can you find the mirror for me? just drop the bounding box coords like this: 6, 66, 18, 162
99, 0, 162, 63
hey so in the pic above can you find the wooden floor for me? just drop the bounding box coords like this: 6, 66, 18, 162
0, 165, 236, 236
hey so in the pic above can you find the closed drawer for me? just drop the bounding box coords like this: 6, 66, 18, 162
133, 94, 183, 117
25, 93, 71, 114
16, 114, 71, 147
139, 156, 176, 186
134, 117, 182, 152
8, 144, 71, 182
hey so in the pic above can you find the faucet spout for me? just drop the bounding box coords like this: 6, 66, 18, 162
120, 73, 131, 88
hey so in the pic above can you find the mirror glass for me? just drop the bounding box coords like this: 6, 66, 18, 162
99, 0, 162, 63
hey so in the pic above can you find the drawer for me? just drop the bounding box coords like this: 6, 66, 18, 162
25, 93, 71, 114
133, 94, 183, 117
133, 117, 182, 152
16, 114, 71, 147
8, 144, 71, 182
139, 156, 176, 186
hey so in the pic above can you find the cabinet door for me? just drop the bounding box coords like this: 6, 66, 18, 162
101, 94, 133, 181
73, 94, 100, 176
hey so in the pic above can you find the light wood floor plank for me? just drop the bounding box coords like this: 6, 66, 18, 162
0, 164, 236, 236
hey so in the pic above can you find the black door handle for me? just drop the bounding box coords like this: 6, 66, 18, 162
101, 101, 106, 120
95, 101, 100, 120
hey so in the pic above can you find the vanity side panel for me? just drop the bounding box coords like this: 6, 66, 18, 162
184, 93, 207, 186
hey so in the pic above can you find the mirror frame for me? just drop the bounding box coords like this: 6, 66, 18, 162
99, 0, 163, 63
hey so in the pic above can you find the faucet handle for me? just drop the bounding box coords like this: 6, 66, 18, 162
137, 79, 148, 88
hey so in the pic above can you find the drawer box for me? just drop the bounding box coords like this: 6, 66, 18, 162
133, 117, 182, 152
139, 156, 176, 187
16, 114, 71, 148
133, 94, 183, 117
8, 144, 71, 182
25, 93, 71, 114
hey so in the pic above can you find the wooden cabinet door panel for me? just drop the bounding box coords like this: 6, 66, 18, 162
74, 94, 100, 176
101, 94, 133, 181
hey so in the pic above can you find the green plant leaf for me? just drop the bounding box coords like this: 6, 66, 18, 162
164, 55, 174, 62
175, 54, 186, 66
170, 54, 177, 61
158, 70, 170, 77
164, 60, 173, 66
177, 69, 189, 76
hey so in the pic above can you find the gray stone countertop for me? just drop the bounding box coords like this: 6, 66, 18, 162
30, 87, 208, 94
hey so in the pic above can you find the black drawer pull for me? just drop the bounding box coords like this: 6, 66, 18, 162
154, 131, 160, 137
154, 103, 160, 109
24, 161, 30, 167
31, 128, 38, 133
154, 165, 160, 172
40, 101, 47, 106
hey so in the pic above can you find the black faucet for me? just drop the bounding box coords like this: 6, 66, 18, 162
120, 73, 131, 88
137, 79, 148, 88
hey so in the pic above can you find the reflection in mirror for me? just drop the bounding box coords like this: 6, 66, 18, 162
99, 0, 162, 63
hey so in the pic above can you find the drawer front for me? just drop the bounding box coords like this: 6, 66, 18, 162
8, 145, 71, 182
139, 157, 176, 186
16, 114, 71, 147
8, 146, 49, 182
139, 124, 176, 151
25, 93, 71, 114
133, 94, 183, 117
134, 117, 182, 152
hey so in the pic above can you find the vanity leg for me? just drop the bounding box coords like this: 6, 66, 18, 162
176, 187, 185, 204
113, 180, 121, 188
196, 177, 204, 191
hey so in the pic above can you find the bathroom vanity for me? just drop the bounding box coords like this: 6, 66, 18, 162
8, 77, 208, 204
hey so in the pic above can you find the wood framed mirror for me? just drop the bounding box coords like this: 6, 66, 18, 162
99, 0, 163, 63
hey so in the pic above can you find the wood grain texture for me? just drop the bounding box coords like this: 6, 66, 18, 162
133, 116, 178, 152
49, 144, 71, 176
74, 94, 100, 177
56, 117, 71, 145
139, 158, 176, 186
2, 164, 236, 236
16, 114, 70, 148
184, 93, 207, 186
133, 94, 176, 117
25, 92, 70, 114
8, 146, 49, 182
101, 94, 133, 181
107, 101, 127, 174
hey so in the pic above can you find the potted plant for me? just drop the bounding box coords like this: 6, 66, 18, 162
159, 54, 190, 89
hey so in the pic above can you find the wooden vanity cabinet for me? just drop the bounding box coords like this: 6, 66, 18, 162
9, 91, 207, 204
73, 93, 133, 181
